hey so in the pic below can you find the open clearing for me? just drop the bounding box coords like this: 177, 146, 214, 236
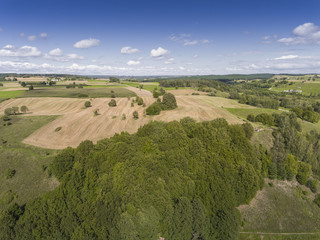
0, 89, 247, 149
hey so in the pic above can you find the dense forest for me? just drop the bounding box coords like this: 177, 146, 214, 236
0, 119, 265, 240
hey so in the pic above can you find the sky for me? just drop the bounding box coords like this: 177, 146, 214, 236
0, 0, 320, 75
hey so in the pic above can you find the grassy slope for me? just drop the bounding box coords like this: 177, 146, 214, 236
271, 82, 320, 96
239, 180, 320, 239
18, 87, 136, 98
0, 115, 60, 209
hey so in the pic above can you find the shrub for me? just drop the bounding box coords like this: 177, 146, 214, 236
153, 91, 160, 98
247, 114, 255, 122
241, 123, 254, 139
78, 94, 88, 98
314, 194, 320, 208
136, 97, 144, 105
162, 93, 177, 109
255, 113, 275, 126
306, 179, 319, 193
108, 99, 117, 107
5, 168, 16, 179
20, 105, 28, 113
2, 115, 11, 121
133, 111, 139, 119
121, 114, 126, 120
296, 161, 312, 185
55, 127, 62, 132
29, 85, 34, 90
84, 101, 91, 108
111, 94, 116, 98
94, 109, 100, 116
4, 108, 14, 115
146, 102, 162, 115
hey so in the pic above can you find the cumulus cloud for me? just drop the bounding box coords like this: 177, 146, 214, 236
0, 45, 41, 57
184, 40, 198, 46
28, 35, 37, 41
121, 46, 139, 54
67, 53, 84, 60
275, 55, 298, 60
278, 22, 320, 45
49, 48, 63, 56
127, 60, 140, 66
73, 38, 100, 48
150, 47, 169, 58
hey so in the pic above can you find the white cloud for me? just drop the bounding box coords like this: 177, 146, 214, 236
73, 38, 100, 48
164, 57, 175, 64
127, 60, 140, 66
67, 53, 84, 60
121, 46, 139, 54
184, 40, 198, 46
275, 55, 298, 60
49, 48, 63, 56
278, 22, 320, 45
28, 35, 37, 41
150, 47, 169, 58
0, 45, 41, 57
202, 39, 210, 43
40, 33, 48, 38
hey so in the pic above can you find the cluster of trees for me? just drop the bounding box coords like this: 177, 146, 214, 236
247, 113, 275, 126
0, 118, 264, 240
146, 93, 177, 115
109, 77, 120, 83
108, 99, 117, 107
152, 88, 166, 98
291, 107, 320, 123
239, 95, 279, 109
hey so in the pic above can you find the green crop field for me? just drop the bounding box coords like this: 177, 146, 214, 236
0, 90, 26, 98
18, 87, 136, 98
0, 115, 60, 209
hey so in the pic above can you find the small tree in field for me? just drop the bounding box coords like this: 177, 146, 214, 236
20, 105, 28, 113
133, 111, 139, 119
4, 108, 14, 116
29, 85, 34, 90
12, 107, 19, 115
84, 101, 91, 108
108, 99, 117, 107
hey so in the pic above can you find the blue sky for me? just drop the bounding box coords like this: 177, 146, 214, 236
0, 0, 320, 75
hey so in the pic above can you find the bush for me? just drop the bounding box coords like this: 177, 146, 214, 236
296, 162, 312, 185
5, 168, 16, 179
247, 114, 255, 122
28, 85, 34, 90
255, 113, 275, 126
121, 114, 126, 120
133, 111, 139, 119
2, 115, 11, 121
314, 194, 320, 208
4, 108, 14, 115
84, 101, 91, 108
241, 123, 254, 139
94, 109, 100, 116
20, 105, 28, 113
306, 179, 319, 193
136, 97, 144, 105
108, 99, 117, 107
78, 94, 88, 98
146, 102, 162, 115
111, 94, 116, 98
162, 93, 177, 109
55, 127, 62, 132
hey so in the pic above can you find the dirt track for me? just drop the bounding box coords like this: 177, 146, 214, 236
0, 89, 245, 149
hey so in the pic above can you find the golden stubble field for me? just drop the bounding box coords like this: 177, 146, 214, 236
0, 89, 245, 149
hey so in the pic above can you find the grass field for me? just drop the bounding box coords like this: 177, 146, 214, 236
0, 115, 60, 209
18, 87, 136, 98
271, 82, 320, 96
239, 180, 320, 235
0, 90, 26, 98
226, 107, 283, 119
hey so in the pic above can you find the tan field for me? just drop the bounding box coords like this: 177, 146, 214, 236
0, 89, 245, 149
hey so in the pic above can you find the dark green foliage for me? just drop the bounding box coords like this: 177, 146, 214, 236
296, 162, 312, 185
239, 95, 279, 109
28, 85, 33, 90
136, 96, 144, 105
162, 93, 177, 110
5, 168, 16, 179
241, 123, 254, 139
314, 194, 320, 208
133, 110, 139, 119
247, 114, 255, 122
146, 102, 162, 115
291, 107, 320, 123
4, 108, 14, 116
306, 179, 318, 193
55, 126, 62, 132
285, 154, 298, 181
8, 119, 263, 239
50, 147, 75, 180
84, 101, 91, 108
108, 99, 117, 107
255, 113, 275, 126
20, 105, 28, 113
109, 77, 120, 83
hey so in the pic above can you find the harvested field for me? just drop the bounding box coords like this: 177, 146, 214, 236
0, 89, 248, 149
167, 89, 206, 96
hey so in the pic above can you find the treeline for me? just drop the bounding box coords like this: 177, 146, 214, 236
0, 119, 265, 240
146, 93, 177, 115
